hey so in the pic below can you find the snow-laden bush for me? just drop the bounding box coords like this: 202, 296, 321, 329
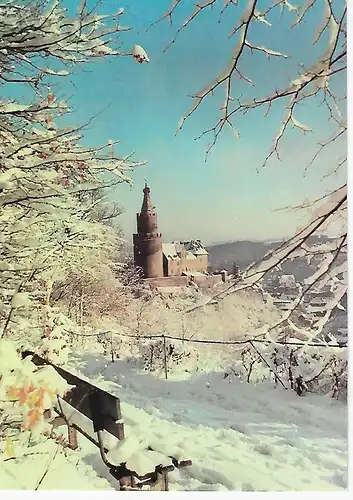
95, 330, 126, 360
270, 344, 347, 400
230, 345, 270, 384
52, 265, 136, 325
35, 308, 75, 364
226, 341, 347, 401
0, 339, 70, 457
139, 337, 191, 374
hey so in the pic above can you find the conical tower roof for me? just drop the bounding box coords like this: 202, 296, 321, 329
140, 182, 153, 213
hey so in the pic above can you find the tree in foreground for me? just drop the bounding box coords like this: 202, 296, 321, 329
0, 0, 147, 452
153, 0, 347, 342
147, 0, 347, 399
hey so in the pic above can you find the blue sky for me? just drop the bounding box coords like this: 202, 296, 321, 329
15, 0, 348, 244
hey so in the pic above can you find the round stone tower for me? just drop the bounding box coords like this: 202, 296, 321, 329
133, 183, 164, 278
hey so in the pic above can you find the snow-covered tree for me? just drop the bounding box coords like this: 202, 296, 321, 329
153, 0, 347, 342
0, 1, 148, 347
0, 0, 153, 459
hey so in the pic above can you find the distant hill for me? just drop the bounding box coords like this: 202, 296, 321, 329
206, 236, 339, 283
206, 240, 274, 271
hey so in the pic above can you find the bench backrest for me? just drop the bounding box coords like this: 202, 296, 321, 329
28, 352, 125, 441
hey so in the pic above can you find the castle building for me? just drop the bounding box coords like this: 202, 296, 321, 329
133, 184, 208, 279
162, 240, 208, 276
133, 183, 164, 278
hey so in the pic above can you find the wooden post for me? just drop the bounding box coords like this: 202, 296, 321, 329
163, 469, 169, 491
110, 331, 114, 363
68, 291, 73, 318
162, 335, 168, 380
80, 284, 84, 330
68, 425, 78, 450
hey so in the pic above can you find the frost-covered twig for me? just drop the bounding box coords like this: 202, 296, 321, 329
34, 444, 60, 490
249, 340, 287, 389
152, 1, 346, 340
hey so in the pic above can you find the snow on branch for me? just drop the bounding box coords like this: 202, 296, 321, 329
0, 0, 148, 350
0, 0, 149, 87
152, 0, 346, 345
153, 0, 346, 167
184, 186, 346, 343
0, 1, 126, 61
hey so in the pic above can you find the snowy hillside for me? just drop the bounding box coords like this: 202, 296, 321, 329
71, 352, 347, 491
92, 286, 282, 345
1, 342, 347, 491
0, 0, 347, 494
1, 285, 347, 492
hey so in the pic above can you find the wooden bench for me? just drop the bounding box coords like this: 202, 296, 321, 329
23, 351, 192, 491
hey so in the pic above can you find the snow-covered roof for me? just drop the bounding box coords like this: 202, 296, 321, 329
308, 297, 327, 305
306, 305, 327, 314
162, 243, 181, 260
182, 239, 208, 255
273, 297, 292, 305
182, 271, 207, 277
193, 248, 208, 255
163, 240, 208, 260
171, 241, 184, 253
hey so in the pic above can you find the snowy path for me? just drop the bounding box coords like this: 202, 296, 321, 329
68, 352, 348, 492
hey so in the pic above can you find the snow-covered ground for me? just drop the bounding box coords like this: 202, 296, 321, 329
0, 438, 115, 491
1, 348, 348, 491
70, 349, 347, 491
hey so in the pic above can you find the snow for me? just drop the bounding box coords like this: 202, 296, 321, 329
0, 337, 348, 491
0, 439, 114, 490
11, 292, 32, 308
0, 0, 347, 492
37, 349, 346, 492
0, 339, 72, 443
279, 274, 297, 288
162, 242, 181, 260
131, 45, 149, 64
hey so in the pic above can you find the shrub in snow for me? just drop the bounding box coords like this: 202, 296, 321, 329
52, 267, 135, 326
0, 339, 70, 456
35, 308, 76, 364
96, 330, 126, 360
230, 346, 269, 384
270, 344, 347, 400
226, 341, 347, 401
139, 338, 191, 373
38, 331, 69, 365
